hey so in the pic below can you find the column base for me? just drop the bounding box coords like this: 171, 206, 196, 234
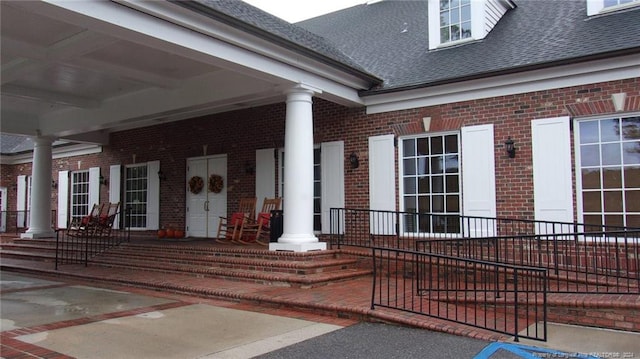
269, 241, 327, 252
21, 231, 56, 239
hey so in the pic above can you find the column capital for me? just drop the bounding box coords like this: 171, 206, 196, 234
283, 83, 323, 96
31, 135, 56, 147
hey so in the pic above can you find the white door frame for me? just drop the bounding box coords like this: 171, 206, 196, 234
186, 154, 227, 238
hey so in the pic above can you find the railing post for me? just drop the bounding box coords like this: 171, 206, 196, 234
55, 230, 60, 270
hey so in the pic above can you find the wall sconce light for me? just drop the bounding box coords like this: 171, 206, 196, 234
504, 137, 516, 158
158, 170, 167, 181
349, 152, 360, 169
99, 175, 108, 186
51, 180, 57, 189
245, 161, 255, 175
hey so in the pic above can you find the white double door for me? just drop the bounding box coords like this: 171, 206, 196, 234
186, 155, 227, 238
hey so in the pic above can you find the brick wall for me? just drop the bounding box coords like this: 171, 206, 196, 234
1, 77, 638, 231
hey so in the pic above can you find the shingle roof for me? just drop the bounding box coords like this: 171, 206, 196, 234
295, 0, 640, 93
178, 0, 382, 84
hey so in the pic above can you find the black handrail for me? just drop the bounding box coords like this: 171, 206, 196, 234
330, 208, 639, 294
371, 246, 548, 341
55, 207, 130, 269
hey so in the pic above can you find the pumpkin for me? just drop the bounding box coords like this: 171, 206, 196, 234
166, 228, 175, 238
157, 229, 166, 238
174, 230, 184, 239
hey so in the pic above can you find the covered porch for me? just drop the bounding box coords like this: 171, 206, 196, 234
1, 0, 380, 251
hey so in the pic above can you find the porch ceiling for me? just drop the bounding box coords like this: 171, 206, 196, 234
1, 0, 367, 145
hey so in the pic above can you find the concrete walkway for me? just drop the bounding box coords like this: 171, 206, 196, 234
2, 271, 639, 359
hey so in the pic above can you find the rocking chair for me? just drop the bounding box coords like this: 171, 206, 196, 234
67, 203, 104, 237
215, 197, 256, 244
236, 197, 282, 246
93, 202, 120, 237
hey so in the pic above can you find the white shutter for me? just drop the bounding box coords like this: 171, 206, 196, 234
369, 134, 396, 235
16, 175, 27, 228
147, 160, 160, 230
321, 141, 345, 234
461, 124, 497, 237
89, 167, 100, 208
532, 117, 573, 234
255, 148, 276, 217
109, 165, 121, 229
57, 171, 69, 228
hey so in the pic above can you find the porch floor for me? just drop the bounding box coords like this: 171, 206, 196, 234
2, 234, 640, 358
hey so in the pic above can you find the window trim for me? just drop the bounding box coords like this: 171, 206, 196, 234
398, 130, 462, 237
587, 0, 640, 15
574, 112, 640, 230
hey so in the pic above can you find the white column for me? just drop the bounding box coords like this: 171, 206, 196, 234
22, 137, 56, 238
270, 85, 326, 252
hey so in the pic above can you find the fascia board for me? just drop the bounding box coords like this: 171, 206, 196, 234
364, 55, 640, 114
0, 144, 102, 165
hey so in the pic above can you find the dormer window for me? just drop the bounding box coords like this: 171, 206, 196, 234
440, 0, 472, 43
428, 0, 515, 50
587, 0, 640, 15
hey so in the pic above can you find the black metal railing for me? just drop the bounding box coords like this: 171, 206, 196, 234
55, 209, 130, 269
329, 208, 639, 294
416, 230, 640, 294
372, 247, 547, 341
0, 210, 57, 234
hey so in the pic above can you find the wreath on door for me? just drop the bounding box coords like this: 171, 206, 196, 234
188, 176, 204, 194
208, 174, 224, 193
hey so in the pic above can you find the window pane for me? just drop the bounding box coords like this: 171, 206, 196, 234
627, 215, 640, 228
404, 159, 416, 175
602, 167, 622, 189
623, 142, 640, 164
418, 196, 430, 213
582, 168, 601, 189
601, 143, 621, 165
417, 138, 429, 155
418, 176, 430, 193
431, 157, 443, 173
446, 175, 459, 192
432, 176, 444, 193
404, 196, 417, 213
581, 145, 600, 166
582, 192, 601, 212
626, 191, 640, 211
461, 4, 471, 21
431, 136, 443, 155
603, 191, 623, 212
605, 214, 623, 227
446, 195, 459, 212
445, 135, 457, 153
418, 158, 429, 175
621, 117, 640, 140
404, 177, 416, 194
625, 166, 640, 187
432, 195, 444, 212
580, 121, 599, 144
461, 21, 472, 38
600, 119, 620, 142
403, 139, 416, 156
584, 215, 602, 230
444, 155, 459, 173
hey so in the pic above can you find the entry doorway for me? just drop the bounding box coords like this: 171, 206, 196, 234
186, 155, 227, 238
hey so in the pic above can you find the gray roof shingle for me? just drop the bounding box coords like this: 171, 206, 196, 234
295, 0, 640, 93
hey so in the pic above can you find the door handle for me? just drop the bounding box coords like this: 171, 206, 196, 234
204, 201, 209, 212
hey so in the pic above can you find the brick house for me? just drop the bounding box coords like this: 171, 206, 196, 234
1, 0, 639, 251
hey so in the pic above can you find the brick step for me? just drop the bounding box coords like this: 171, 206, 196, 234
89, 257, 372, 288
120, 242, 350, 262
0, 249, 57, 262
101, 249, 362, 275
